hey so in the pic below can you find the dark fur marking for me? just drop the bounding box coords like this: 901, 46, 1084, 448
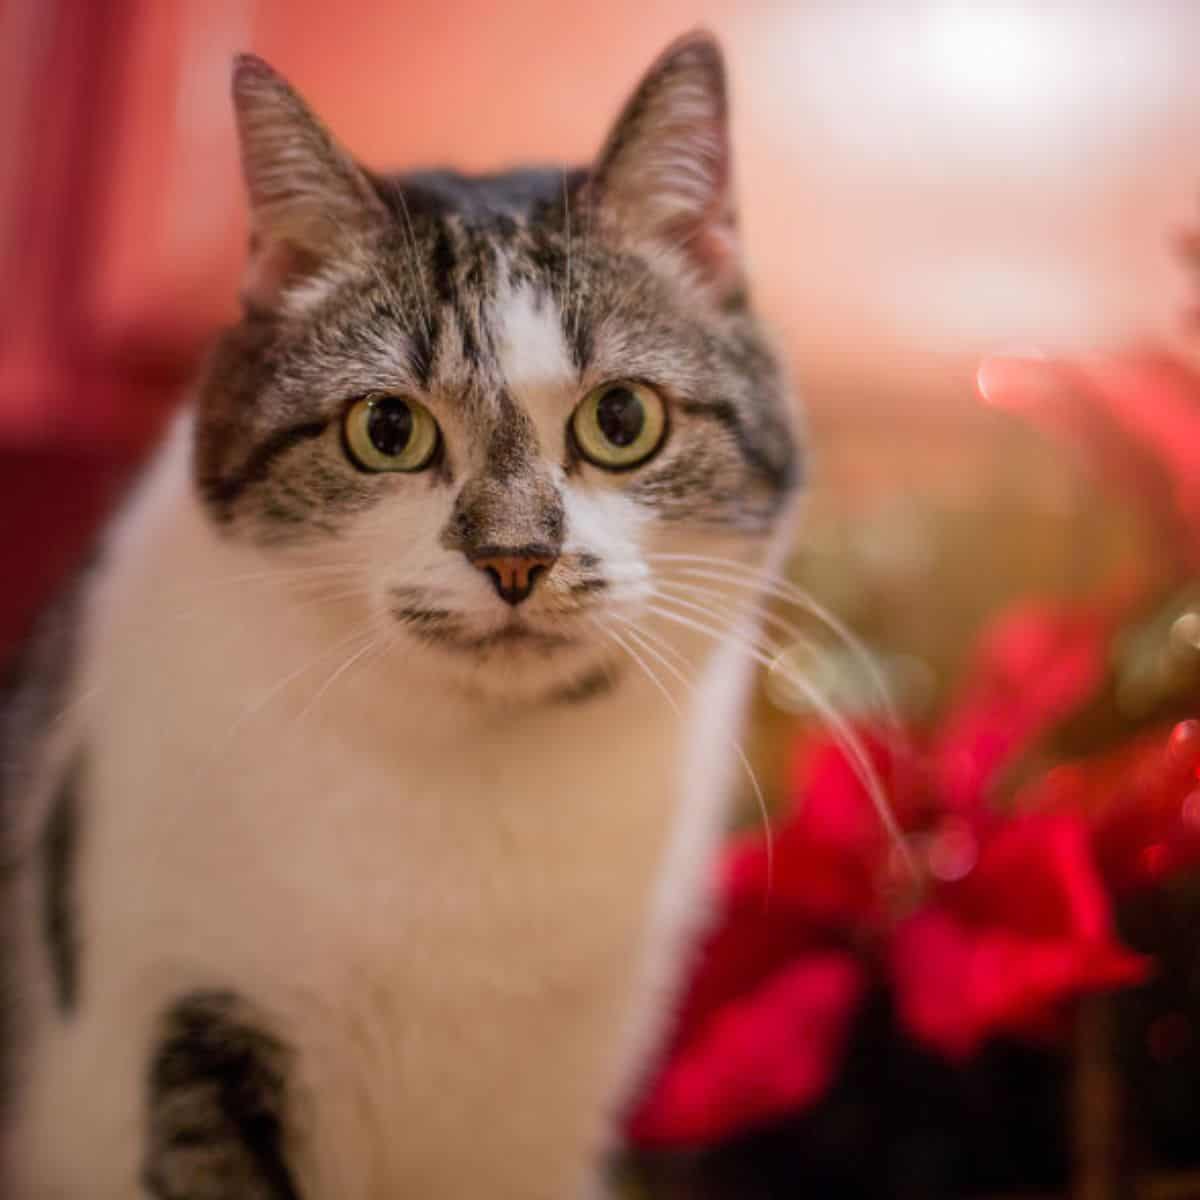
205, 421, 329, 516
569, 576, 608, 596
456, 304, 483, 372
408, 619, 574, 654
144, 991, 300, 1200
465, 625, 574, 652
393, 168, 586, 223
545, 666, 618, 705
1, 564, 90, 1111
406, 315, 437, 390
429, 221, 458, 309
392, 605, 457, 627
565, 303, 594, 372
678, 398, 799, 497
41, 753, 83, 1015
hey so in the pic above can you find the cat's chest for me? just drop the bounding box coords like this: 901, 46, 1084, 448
86, 621, 684, 980
83, 655, 692, 1197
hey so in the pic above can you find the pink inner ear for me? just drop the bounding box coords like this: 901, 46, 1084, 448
689, 214, 740, 289
659, 196, 740, 295
600, 98, 742, 295
241, 233, 322, 312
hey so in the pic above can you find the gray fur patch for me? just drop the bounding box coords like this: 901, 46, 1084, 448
144, 990, 300, 1200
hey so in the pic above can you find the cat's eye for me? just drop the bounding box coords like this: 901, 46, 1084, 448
570, 381, 667, 470
343, 394, 440, 473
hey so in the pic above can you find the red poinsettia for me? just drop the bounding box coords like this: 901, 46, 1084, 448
627, 601, 1155, 1147
1021, 719, 1200, 893
629, 348, 1200, 1148
889, 812, 1146, 1060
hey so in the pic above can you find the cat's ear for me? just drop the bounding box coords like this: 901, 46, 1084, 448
231, 55, 386, 310
589, 31, 740, 295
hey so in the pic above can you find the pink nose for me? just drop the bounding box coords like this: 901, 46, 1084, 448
468, 549, 557, 606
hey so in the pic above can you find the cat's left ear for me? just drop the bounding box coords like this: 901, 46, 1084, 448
231, 55, 387, 311
589, 31, 740, 296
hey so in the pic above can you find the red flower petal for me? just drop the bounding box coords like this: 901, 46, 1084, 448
890, 815, 1148, 1059
891, 912, 1147, 1060
1022, 721, 1200, 893
951, 815, 1110, 939
626, 954, 864, 1146
933, 606, 1110, 813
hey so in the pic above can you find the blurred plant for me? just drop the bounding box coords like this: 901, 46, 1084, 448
977, 352, 1200, 578
625, 605, 1193, 1147
627, 346, 1200, 1152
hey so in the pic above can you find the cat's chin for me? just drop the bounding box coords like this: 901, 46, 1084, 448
396, 618, 624, 706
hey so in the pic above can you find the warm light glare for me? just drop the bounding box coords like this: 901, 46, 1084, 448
746, 2, 1195, 353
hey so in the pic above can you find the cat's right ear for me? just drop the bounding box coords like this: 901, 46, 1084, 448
231, 55, 385, 311
588, 32, 741, 299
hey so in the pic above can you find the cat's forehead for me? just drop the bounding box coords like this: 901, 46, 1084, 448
276, 171, 703, 447
489, 279, 576, 409
363, 170, 581, 412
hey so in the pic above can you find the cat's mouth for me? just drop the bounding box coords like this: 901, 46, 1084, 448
391, 604, 576, 655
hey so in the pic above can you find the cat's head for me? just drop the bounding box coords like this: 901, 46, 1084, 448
194, 32, 800, 701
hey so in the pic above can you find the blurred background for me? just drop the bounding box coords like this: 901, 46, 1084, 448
6, 2, 1200, 1197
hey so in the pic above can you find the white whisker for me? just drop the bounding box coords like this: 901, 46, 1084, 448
611, 616, 775, 901
295, 634, 381, 728
657, 576, 865, 705
651, 554, 913, 809
648, 553, 902, 735
643, 596, 919, 880
223, 626, 371, 744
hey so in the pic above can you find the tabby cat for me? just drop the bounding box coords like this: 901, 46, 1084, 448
1, 30, 799, 1199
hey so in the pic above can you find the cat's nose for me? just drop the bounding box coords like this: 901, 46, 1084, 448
467, 546, 558, 606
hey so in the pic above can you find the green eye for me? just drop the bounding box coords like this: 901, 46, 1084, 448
343, 394, 440, 473
570, 381, 667, 470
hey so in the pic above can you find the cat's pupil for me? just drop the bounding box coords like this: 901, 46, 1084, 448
596, 387, 644, 447
367, 398, 414, 457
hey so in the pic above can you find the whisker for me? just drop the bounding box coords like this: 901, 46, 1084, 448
573, 175, 598, 349
648, 554, 902, 735
168, 568, 372, 625
654, 575, 909, 789
650, 553, 913, 812
612, 616, 775, 902
644, 596, 919, 880
395, 187, 433, 340
190, 563, 372, 589
656, 576, 877, 714
561, 168, 573, 340
593, 618, 676, 694
219, 625, 373, 747
590, 618, 685, 729
295, 633, 381, 727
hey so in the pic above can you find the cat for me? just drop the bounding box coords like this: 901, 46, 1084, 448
1, 30, 799, 1199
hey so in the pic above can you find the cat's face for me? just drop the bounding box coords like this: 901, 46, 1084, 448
194, 34, 799, 700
